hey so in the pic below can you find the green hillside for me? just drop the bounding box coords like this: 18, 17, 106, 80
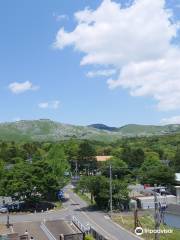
118, 124, 180, 136
0, 119, 180, 141
0, 120, 119, 142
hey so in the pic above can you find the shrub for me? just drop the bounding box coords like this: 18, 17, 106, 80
84, 234, 95, 240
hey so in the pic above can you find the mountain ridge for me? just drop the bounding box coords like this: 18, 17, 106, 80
0, 119, 180, 141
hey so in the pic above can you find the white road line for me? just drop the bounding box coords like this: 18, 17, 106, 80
68, 189, 142, 240
69, 198, 118, 240
109, 218, 143, 240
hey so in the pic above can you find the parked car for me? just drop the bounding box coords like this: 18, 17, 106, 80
0, 207, 8, 213
58, 190, 69, 201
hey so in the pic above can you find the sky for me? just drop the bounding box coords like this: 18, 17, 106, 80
0, 0, 180, 127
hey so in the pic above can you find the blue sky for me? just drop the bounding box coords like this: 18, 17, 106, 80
0, 0, 180, 126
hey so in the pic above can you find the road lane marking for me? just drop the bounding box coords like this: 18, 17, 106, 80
109, 217, 143, 240
68, 189, 141, 240
69, 198, 117, 240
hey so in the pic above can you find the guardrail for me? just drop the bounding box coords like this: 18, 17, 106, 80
89, 227, 110, 240
72, 216, 90, 233
40, 222, 57, 240
72, 216, 110, 240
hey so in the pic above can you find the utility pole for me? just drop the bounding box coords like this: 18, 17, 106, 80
109, 164, 113, 218
154, 184, 160, 240
75, 160, 78, 179
6, 210, 10, 228
134, 208, 142, 229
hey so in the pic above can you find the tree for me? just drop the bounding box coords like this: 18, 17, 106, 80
144, 151, 160, 161
64, 140, 79, 173
46, 144, 70, 183
101, 157, 129, 179
0, 160, 4, 195
2, 161, 59, 201
112, 147, 123, 159
112, 180, 129, 210
121, 145, 133, 165
96, 146, 113, 156
78, 141, 97, 174
132, 148, 145, 168
0, 159, 4, 179
140, 159, 175, 186
140, 158, 161, 172
11, 157, 24, 164
77, 176, 129, 210
65, 139, 79, 161
121, 146, 145, 168
174, 147, 180, 172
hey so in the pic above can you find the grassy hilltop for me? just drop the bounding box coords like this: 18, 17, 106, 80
0, 119, 180, 141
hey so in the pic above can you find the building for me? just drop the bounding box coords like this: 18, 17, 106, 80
175, 173, 180, 204
0, 197, 13, 207
136, 195, 176, 209
175, 173, 180, 185
0, 220, 83, 240
164, 204, 180, 228
96, 156, 112, 162
175, 186, 180, 204
160, 159, 170, 166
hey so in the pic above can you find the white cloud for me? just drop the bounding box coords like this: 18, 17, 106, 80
53, 13, 69, 22
161, 115, 180, 124
108, 49, 180, 111
86, 69, 116, 78
8, 81, 39, 94
38, 102, 49, 109
54, 0, 180, 111
175, 4, 180, 8
13, 117, 21, 122
38, 100, 60, 109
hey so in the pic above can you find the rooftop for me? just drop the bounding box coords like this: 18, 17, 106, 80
0, 197, 12, 206
175, 173, 180, 182
13, 221, 48, 240
96, 156, 112, 162
136, 195, 176, 200
12, 220, 82, 240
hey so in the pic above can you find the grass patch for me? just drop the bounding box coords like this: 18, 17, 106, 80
84, 234, 95, 240
53, 201, 62, 210
75, 190, 96, 206
113, 213, 180, 240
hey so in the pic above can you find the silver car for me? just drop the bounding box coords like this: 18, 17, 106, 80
0, 207, 8, 213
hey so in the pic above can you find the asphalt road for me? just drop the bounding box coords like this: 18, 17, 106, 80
0, 185, 140, 240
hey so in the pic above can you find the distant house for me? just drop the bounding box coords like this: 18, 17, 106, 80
164, 204, 180, 228
5, 164, 14, 170
96, 156, 112, 162
175, 173, 180, 184
0, 196, 12, 207
160, 159, 170, 166
175, 173, 180, 204
136, 195, 176, 209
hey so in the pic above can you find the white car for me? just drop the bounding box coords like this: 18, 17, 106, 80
0, 207, 8, 213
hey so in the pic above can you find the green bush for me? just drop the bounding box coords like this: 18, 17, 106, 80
84, 234, 95, 240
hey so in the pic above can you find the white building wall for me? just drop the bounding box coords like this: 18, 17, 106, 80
138, 195, 176, 209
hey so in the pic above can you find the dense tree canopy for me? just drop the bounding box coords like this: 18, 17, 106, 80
77, 175, 129, 210
1, 160, 59, 201
0, 132, 179, 206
